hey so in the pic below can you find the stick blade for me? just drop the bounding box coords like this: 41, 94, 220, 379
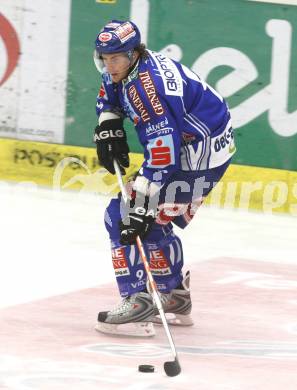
164, 358, 181, 377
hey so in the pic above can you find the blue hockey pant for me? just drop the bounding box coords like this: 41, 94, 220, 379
104, 159, 231, 297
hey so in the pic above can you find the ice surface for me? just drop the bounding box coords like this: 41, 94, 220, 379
0, 180, 296, 309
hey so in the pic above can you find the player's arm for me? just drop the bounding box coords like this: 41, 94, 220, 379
94, 77, 129, 175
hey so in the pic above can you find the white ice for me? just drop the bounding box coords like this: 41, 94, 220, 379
1, 180, 296, 309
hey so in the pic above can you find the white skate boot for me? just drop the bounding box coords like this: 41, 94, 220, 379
95, 291, 155, 337
152, 271, 194, 326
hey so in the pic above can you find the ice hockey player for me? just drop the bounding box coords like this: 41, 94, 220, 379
93, 20, 236, 336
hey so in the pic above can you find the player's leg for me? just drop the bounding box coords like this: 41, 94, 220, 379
151, 159, 232, 325
143, 222, 194, 326
95, 197, 155, 337
96, 195, 191, 334
103, 198, 186, 297
96, 159, 231, 334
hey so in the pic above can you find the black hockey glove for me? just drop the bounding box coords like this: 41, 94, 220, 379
119, 193, 157, 245
94, 118, 129, 175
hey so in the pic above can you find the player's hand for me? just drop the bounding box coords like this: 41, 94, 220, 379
94, 118, 129, 175
119, 193, 156, 245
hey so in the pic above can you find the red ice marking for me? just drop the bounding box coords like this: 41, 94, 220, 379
0, 258, 297, 389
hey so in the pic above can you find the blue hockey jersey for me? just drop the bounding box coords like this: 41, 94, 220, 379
96, 50, 235, 185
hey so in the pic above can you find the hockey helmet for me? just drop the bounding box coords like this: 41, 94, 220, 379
94, 20, 141, 73
95, 20, 141, 54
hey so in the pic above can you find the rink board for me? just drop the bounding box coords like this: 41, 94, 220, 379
1, 258, 297, 390
0, 137, 297, 215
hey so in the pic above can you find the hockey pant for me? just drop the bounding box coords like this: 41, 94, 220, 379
104, 159, 231, 297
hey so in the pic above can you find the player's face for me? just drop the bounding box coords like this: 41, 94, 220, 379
101, 53, 131, 83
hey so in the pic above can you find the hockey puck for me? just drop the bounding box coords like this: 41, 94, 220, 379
138, 364, 155, 373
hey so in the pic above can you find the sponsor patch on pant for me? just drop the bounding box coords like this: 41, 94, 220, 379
112, 248, 130, 276
149, 249, 172, 275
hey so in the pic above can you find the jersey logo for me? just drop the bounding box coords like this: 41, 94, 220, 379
147, 134, 175, 167
145, 117, 169, 136
139, 71, 164, 116
128, 85, 150, 122
150, 51, 183, 97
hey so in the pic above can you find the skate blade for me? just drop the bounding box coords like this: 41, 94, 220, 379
152, 313, 194, 326
95, 321, 156, 337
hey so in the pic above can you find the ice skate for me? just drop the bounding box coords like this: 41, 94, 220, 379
95, 291, 155, 337
152, 271, 194, 326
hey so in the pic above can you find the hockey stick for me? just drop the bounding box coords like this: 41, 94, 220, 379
113, 160, 181, 377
